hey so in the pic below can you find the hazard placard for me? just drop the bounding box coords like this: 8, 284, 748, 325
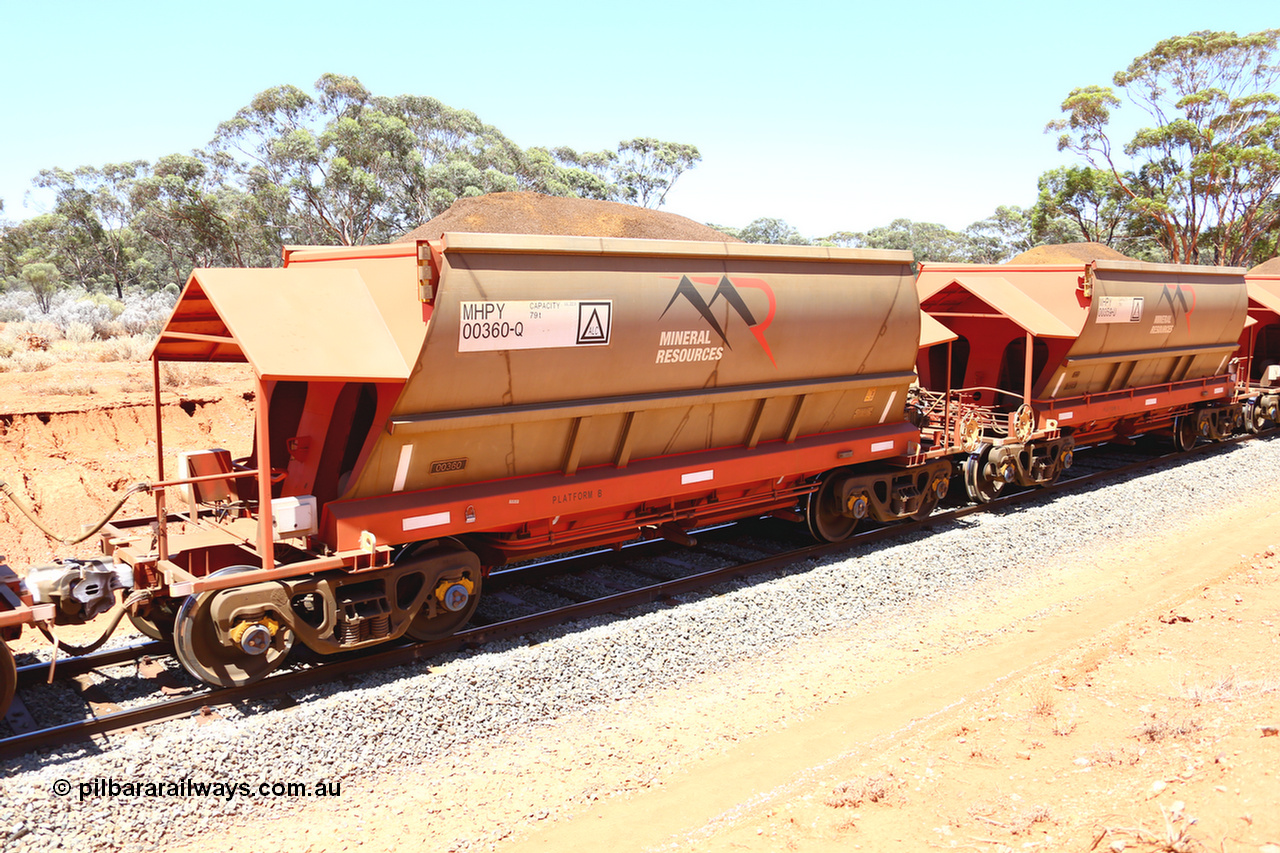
458, 300, 613, 351
1096, 296, 1143, 324
576, 302, 611, 344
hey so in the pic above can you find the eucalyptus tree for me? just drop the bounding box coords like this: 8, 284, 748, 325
21, 261, 60, 312
521, 147, 614, 201
374, 94, 520, 222
32, 163, 150, 297
1049, 29, 1280, 266
129, 153, 276, 274
213, 74, 424, 245
735, 217, 809, 245
612, 138, 701, 208
854, 219, 972, 263
965, 205, 1033, 263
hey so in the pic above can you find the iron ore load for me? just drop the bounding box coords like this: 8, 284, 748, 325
0, 231, 1267, 718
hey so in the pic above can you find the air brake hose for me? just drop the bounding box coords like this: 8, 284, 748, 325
0, 477, 151, 546
37, 591, 150, 657
38, 591, 152, 683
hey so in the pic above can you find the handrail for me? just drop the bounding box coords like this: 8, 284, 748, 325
151, 468, 286, 490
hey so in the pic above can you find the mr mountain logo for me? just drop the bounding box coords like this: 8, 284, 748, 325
656, 275, 777, 366
1156, 283, 1196, 332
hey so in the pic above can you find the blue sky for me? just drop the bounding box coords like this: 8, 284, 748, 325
0, 1, 1273, 239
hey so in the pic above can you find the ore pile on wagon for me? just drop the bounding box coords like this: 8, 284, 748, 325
0, 223, 1269, 719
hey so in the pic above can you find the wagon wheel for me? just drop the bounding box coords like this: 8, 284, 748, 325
405, 568, 484, 642
963, 445, 1006, 504
173, 566, 294, 688
1, 642, 15, 720
1172, 415, 1198, 452
128, 597, 180, 642
806, 471, 858, 543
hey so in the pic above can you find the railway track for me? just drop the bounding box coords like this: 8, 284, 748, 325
1, 430, 1269, 760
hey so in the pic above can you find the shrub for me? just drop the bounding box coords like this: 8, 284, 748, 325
117, 291, 178, 336
65, 322, 95, 344
95, 334, 153, 362
0, 350, 56, 372
47, 292, 120, 337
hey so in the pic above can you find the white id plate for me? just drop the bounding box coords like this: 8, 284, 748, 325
458, 300, 612, 351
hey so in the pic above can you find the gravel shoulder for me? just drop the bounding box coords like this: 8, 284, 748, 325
503, 486, 1280, 852
4, 438, 1280, 852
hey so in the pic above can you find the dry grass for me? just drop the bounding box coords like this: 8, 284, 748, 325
825, 772, 903, 809
0, 351, 57, 373
32, 380, 95, 397
1175, 670, 1280, 706
1177, 671, 1242, 705
119, 377, 151, 393
0, 322, 156, 372
64, 321, 95, 344
965, 802, 1054, 835
1028, 687, 1056, 718
1087, 744, 1143, 767
1051, 716, 1079, 736
1010, 804, 1053, 835
1090, 803, 1199, 853
92, 335, 154, 363
162, 363, 219, 388
1134, 716, 1202, 743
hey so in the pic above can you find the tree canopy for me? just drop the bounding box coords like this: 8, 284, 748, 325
1049, 29, 1280, 266
2, 74, 703, 299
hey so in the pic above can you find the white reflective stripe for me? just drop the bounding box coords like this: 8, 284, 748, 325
1051, 373, 1064, 397
1145, 397, 1158, 406
870, 440, 895, 453
392, 445, 413, 493
403, 511, 450, 531
1059, 411, 1074, 421
878, 390, 898, 424
681, 469, 714, 485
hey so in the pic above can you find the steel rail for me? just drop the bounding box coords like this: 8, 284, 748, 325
16, 641, 171, 688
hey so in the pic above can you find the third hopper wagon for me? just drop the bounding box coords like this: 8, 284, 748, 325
1238, 268, 1280, 431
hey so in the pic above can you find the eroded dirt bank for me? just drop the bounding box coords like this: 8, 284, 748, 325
0, 364, 253, 569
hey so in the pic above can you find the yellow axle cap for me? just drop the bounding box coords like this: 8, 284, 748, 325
229, 616, 281, 645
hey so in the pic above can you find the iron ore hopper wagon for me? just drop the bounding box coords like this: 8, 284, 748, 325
1238, 271, 1280, 432
1, 234, 958, 708
912, 259, 1250, 502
